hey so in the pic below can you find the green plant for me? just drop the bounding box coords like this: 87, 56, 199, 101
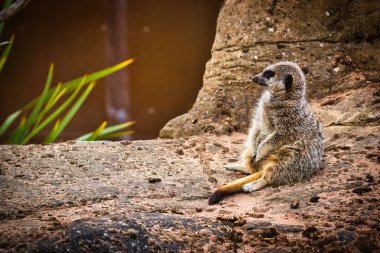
0, 0, 135, 144
0, 0, 13, 73
0, 59, 135, 144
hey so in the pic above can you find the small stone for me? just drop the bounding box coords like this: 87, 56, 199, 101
148, 178, 161, 183
120, 140, 132, 146
234, 218, 247, 226
365, 174, 374, 183
301, 67, 309, 74
263, 238, 275, 244
320, 235, 338, 245
302, 226, 319, 239
261, 227, 278, 238
337, 230, 355, 244
290, 201, 300, 209
345, 225, 356, 231
41, 153, 54, 158
208, 177, 217, 183
175, 149, 184, 155
310, 196, 320, 203
125, 228, 138, 240
353, 187, 372, 195
195, 207, 203, 212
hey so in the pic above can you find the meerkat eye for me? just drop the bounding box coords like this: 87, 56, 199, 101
263, 70, 275, 79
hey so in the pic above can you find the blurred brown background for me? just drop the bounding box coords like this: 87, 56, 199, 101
0, 0, 222, 140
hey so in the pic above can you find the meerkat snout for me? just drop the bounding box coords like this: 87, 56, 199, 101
251, 69, 277, 87
251, 75, 267, 86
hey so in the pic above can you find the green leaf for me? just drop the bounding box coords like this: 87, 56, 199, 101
34, 85, 66, 128
0, 110, 20, 137
20, 76, 87, 144
50, 118, 61, 134
98, 130, 135, 140
85, 121, 108, 141
0, 34, 14, 72
0, 0, 13, 37
25, 64, 54, 127
12, 63, 54, 143
45, 82, 62, 109
77, 121, 135, 141
8, 114, 26, 143
43, 81, 96, 143
23, 58, 135, 111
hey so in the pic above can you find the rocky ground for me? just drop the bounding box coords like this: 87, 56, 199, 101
0, 85, 379, 252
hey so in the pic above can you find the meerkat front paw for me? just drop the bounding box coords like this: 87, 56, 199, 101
224, 163, 251, 174
242, 178, 268, 192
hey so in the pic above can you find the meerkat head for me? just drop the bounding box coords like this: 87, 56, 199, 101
251, 62, 306, 99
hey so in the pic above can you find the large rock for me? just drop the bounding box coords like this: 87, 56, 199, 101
160, 0, 380, 138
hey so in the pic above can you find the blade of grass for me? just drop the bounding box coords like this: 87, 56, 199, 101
20, 76, 87, 144
25, 63, 54, 126
0, 110, 20, 137
85, 121, 108, 141
23, 58, 134, 111
0, 0, 12, 37
8, 114, 26, 144
50, 119, 61, 134
98, 130, 135, 140
34, 85, 67, 128
13, 63, 54, 143
43, 81, 96, 143
0, 34, 14, 72
45, 82, 62, 109
77, 121, 135, 141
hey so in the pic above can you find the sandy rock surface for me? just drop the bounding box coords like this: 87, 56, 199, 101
1, 85, 379, 252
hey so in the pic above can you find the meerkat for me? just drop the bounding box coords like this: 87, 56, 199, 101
208, 61, 324, 205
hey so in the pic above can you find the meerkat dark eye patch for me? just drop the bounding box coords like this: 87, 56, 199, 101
263, 70, 275, 79
284, 74, 293, 91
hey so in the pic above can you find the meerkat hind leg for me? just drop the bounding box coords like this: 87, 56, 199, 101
224, 163, 251, 174
242, 178, 268, 192
242, 155, 276, 193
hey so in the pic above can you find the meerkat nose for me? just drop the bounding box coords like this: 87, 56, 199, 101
251, 75, 266, 86
251, 75, 259, 82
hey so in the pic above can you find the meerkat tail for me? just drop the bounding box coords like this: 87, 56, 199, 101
208, 171, 263, 205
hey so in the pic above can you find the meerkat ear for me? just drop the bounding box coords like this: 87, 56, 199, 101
284, 74, 293, 91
